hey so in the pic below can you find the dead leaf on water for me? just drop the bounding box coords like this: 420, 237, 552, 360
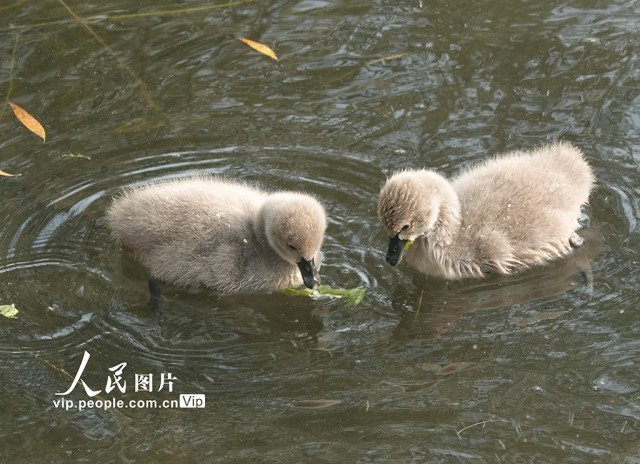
0, 169, 21, 177
238, 37, 278, 61
60, 152, 91, 160
291, 399, 342, 409
366, 53, 408, 66
9, 102, 46, 142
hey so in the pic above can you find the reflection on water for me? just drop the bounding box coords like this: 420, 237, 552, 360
1, 0, 640, 462
392, 225, 602, 339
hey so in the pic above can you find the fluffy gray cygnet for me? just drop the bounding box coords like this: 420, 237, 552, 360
378, 142, 595, 279
107, 176, 326, 295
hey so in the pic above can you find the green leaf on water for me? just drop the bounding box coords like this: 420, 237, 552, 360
396, 239, 414, 264
282, 288, 313, 297
283, 285, 365, 306
0, 304, 19, 319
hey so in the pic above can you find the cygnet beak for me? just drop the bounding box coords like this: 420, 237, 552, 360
386, 234, 407, 266
297, 257, 320, 290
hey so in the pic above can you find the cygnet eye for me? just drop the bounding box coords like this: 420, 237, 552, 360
288, 244, 297, 251
401, 224, 410, 231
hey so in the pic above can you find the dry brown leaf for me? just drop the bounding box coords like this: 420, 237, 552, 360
0, 169, 21, 177
238, 37, 278, 61
9, 102, 46, 142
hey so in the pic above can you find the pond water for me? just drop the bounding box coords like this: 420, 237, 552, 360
1, 0, 640, 462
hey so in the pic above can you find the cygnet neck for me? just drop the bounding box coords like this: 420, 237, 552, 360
416, 171, 462, 248
253, 201, 270, 245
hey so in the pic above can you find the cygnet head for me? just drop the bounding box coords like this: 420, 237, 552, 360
262, 193, 326, 289
378, 170, 457, 266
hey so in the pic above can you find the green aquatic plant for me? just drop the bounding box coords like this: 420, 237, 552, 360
283, 285, 365, 306
398, 239, 414, 264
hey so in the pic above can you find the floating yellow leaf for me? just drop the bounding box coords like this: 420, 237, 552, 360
238, 37, 278, 61
60, 152, 91, 160
9, 102, 46, 142
366, 53, 408, 66
0, 169, 21, 177
0, 304, 19, 319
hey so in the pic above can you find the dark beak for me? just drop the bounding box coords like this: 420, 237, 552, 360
297, 257, 320, 290
386, 234, 407, 266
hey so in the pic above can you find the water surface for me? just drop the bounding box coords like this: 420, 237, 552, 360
1, 0, 639, 462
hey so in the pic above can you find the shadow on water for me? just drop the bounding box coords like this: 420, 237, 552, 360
146, 277, 328, 348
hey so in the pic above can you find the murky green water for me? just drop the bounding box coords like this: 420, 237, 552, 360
1, 0, 639, 462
